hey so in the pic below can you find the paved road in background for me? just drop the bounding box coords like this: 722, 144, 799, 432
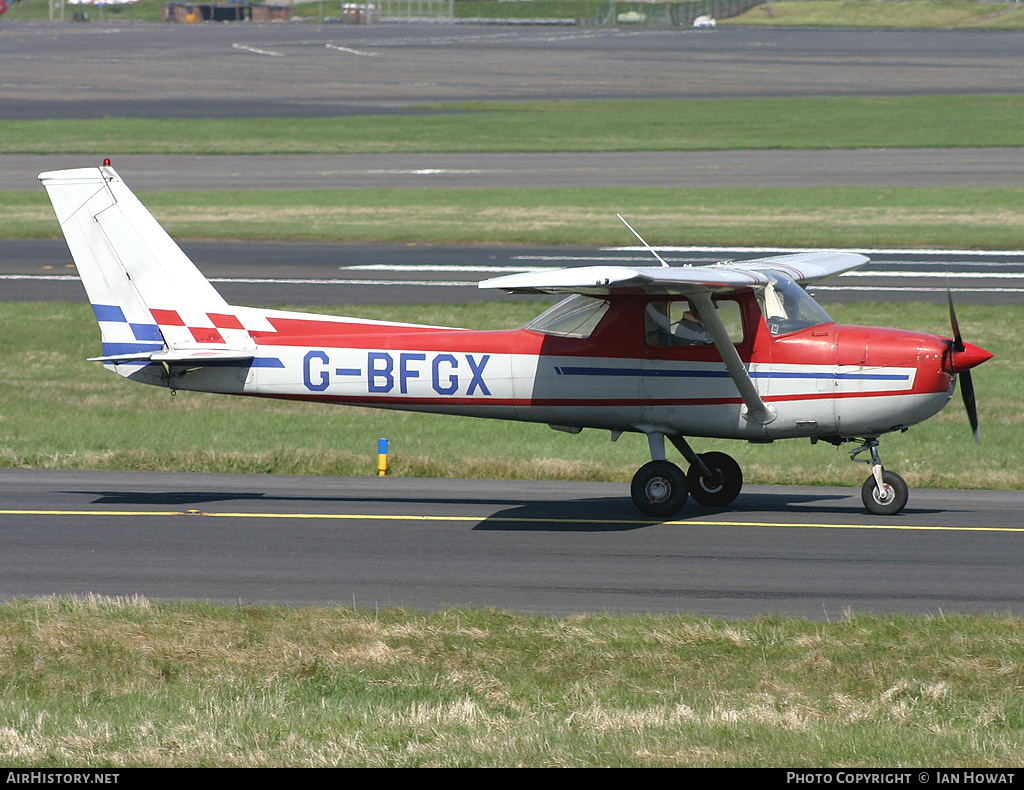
3, 24, 1022, 117
7, 149, 1024, 191
4, 470, 1024, 618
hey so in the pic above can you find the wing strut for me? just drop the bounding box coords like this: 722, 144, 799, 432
689, 292, 775, 425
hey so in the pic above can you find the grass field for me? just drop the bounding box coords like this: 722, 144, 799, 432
726, 0, 1024, 29
8, 186, 1024, 248
5, 95, 1024, 155
1, 596, 1022, 767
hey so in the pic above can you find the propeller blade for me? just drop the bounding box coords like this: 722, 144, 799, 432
960, 370, 980, 443
947, 289, 964, 353
948, 289, 982, 442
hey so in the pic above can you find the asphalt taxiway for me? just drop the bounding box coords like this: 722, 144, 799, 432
3, 469, 1023, 618
8, 149, 1024, 192
5, 238, 1024, 305
4, 24, 1023, 114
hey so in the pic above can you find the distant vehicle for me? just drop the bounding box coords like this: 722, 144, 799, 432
692, 15, 716, 28
40, 164, 992, 518
617, 10, 646, 23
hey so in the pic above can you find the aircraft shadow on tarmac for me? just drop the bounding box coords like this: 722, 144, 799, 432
473, 492, 866, 532
65, 487, 946, 531
76, 490, 269, 506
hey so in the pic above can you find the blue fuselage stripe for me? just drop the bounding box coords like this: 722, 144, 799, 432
555, 366, 909, 382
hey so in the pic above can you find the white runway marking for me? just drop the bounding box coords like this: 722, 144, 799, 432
231, 43, 284, 57
341, 264, 543, 273
325, 44, 378, 57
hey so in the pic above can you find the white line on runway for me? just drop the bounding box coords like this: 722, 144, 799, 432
611, 245, 1024, 256
813, 286, 1024, 294
7, 275, 1024, 292
337, 265, 1024, 280
843, 271, 1024, 279
231, 43, 284, 57
325, 44, 377, 56
364, 169, 484, 176
210, 278, 480, 287
341, 264, 544, 273
513, 255, 721, 263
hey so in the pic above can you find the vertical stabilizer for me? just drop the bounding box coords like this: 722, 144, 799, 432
39, 166, 255, 360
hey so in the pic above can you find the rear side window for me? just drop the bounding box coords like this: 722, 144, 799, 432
525, 295, 610, 338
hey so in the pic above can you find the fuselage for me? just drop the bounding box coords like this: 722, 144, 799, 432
121, 292, 961, 443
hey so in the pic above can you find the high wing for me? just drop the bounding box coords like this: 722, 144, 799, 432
480, 252, 870, 425
477, 252, 868, 296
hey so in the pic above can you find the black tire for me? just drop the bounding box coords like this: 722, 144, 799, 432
630, 460, 688, 518
687, 451, 743, 507
861, 470, 909, 516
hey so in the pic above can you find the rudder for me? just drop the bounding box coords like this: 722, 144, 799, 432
39, 165, 255, 361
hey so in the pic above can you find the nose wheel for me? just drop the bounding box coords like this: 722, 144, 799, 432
852, 439, 909, 516
861, 470, 909, 516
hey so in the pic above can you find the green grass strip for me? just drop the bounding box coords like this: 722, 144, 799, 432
4, 95, 1024, 154
725, 0, 1024, 29
7, 185, 1024, 249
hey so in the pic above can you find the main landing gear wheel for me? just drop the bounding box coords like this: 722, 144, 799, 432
687, 451, 743, 507
861, 470, 908, 516
631, 460, 688, 518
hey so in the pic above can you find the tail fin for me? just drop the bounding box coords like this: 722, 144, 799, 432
39, 165, 255, 364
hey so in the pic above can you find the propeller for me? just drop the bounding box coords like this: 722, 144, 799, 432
946, 291, 988, 443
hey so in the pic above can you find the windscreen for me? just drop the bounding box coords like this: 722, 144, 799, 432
756, 275, 833, 336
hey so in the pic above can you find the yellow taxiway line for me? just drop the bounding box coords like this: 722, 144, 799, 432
0, 509, 1018, 533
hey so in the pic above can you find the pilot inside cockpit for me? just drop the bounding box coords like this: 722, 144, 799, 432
645, 300, 714, 346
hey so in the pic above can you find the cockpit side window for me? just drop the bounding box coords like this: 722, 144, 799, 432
646, 298, 743, 347
756, 275, 833, 336
524, 294, 610, 338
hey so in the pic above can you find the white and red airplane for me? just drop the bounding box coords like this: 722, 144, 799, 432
40, 164, 992, 517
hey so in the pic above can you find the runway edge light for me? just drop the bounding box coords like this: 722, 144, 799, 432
377, 438, 389, 477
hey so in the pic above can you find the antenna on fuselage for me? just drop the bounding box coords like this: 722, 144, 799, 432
617, 214, 670, 268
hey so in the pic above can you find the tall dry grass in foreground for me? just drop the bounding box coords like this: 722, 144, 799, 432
1, 596, 1023, 767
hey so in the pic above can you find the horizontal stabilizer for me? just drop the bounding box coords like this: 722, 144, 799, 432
89, 348, 256, 365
